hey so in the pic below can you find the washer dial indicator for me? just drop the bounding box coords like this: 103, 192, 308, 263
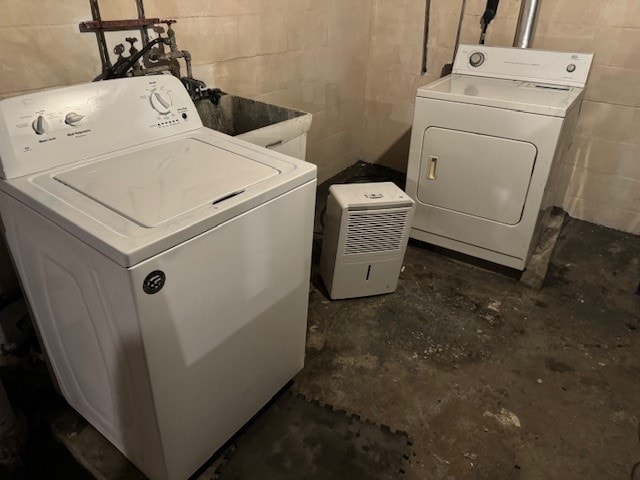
150, 90, 173, 115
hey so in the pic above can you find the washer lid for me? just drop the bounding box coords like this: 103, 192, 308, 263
1, 127, 316, 268
54, 138, 279, 227
416, 74, 584, 117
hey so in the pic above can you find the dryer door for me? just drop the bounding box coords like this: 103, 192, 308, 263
417, 127, 537, 225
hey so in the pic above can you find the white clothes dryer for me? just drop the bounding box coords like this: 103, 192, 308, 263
406, 45, 593, 270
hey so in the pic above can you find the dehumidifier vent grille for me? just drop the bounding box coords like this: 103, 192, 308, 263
343, 210, 409, 255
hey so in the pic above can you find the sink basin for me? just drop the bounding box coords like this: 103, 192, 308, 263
195, 94, 312, 161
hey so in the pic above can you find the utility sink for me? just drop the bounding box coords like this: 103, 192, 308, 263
195, 94, 312, 161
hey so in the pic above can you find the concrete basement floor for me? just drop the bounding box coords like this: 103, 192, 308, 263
295, 162, 640, 479
3, 161, 639, 480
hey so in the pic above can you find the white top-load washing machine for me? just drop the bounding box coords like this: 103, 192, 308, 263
0, 75, 316, 480
406, 45, 593, 270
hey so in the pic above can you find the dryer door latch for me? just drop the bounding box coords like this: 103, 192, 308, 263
427, 155, 439, 180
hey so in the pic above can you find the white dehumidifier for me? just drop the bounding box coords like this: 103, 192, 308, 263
320, 182, 415, 300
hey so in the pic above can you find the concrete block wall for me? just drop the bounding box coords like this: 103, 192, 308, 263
158, 0, 373, 184
362, 0, 640, 235
536, 2, 640, 234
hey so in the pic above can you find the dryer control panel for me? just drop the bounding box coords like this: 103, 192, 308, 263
0, 75, 202, 179
453, 44, 594, 88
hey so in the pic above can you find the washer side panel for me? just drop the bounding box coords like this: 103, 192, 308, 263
0, 192, 167, 480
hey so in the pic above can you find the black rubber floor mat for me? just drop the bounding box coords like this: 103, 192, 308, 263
215, 391, 411, 480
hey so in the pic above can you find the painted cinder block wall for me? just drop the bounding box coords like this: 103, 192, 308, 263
363, 0, 640, 235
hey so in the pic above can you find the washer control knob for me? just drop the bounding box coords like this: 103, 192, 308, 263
32, 115, 49, 135
150, 90, 172, 115
566, 63, 577, 73
65, 112, 84, 126
469, 52, 485, 68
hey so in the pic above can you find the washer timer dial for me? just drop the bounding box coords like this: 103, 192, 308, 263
469, 52, 486, 68
150, 89, 173, 115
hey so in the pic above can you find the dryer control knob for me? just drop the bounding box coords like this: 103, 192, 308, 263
150, 90, 172, 115
469, 52, 485, 68
566, 63, 577, 73
65, 112, 84, 126
32, 115, 49, 135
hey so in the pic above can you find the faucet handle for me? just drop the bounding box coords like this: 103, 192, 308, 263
113, 43, 125, 59
125, 37, 139, 55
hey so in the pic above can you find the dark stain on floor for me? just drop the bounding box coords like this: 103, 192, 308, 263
215, 390, 411, 480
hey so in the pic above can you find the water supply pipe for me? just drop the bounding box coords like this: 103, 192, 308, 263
514, 0, 541, 48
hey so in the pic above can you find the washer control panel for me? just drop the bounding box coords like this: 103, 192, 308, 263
0, 75, 202, 179
453, 44, 594, 88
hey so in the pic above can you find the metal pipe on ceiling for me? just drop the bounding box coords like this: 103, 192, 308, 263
514, 0, 541, 48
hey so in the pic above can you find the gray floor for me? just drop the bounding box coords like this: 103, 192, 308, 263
296, 163, 640, 479
4, 162, 640, 480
